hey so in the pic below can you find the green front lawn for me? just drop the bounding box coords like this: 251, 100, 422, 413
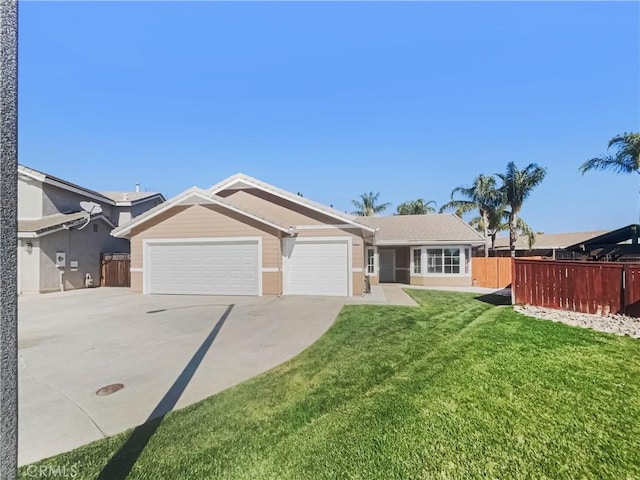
23, 290, 640, 479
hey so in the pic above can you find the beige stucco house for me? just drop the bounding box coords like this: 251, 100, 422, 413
18, 165, 165, 293
112, 173, 485, 297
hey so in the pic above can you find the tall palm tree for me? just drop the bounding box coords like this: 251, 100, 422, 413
396, 199, 437, 215
579, 132, 640, 175
496, 162, 547, 257
470, 207, 536, 252
351, 192, 390, 216
580, 133, 640, 223
469, 204, 508, 253
439, 174, 501, 256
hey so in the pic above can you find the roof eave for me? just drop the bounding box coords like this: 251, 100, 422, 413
111, 190, 293, 238
209, 174, 376, 233
375, 239, 487, 246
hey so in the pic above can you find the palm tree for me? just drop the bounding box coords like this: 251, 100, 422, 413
579, 132, 640, 175
496, 162, 547, 257
580, 133, 640, 223
439, 174, 501, 256
351, 192, 390, 216
470, 207, 536, 252
468, 204, 508, 253
396, 199, 437, 215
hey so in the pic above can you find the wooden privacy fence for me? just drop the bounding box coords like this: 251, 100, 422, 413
472, 257, 512, 289
513, 259, 640, 316
101, 253, 131, 287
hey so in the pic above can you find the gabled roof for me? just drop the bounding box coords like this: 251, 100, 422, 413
357, 214, 486, 245
99, 191, 165, 205
18, 212, 115, 238
208, 173, 376, 233
493, 230, 610, 250
18, 164, 165, 206
111, 187, 294, 238
19, 165, 115, 204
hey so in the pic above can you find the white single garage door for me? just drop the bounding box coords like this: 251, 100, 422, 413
146, 240, 260, 295
284, 238, 350, 296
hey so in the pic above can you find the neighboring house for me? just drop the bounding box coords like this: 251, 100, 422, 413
487, 230, 609, 259
18, 165, 165, 294
565, 224, 640, 262
111, 173, 486, 297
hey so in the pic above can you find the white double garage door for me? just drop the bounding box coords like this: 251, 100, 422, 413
144, 237, 351, 296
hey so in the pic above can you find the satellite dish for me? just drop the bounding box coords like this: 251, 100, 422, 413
73, 201, 103, 230
80, 201, 103, 215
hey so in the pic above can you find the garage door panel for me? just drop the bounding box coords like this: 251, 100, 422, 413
147, 240, 259, 295
285, 240, 349, 296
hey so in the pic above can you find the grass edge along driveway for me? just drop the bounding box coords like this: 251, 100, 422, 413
21, 290, 640, 480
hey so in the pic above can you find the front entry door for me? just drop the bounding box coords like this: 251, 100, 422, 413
379, 249, 396, 282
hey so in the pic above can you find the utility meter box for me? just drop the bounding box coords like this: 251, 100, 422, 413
55, 252, 66, 268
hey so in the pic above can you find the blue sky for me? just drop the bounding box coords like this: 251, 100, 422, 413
18, 1, 640, 234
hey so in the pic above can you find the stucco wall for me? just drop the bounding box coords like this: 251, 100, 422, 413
42, 184, 116, 223
115, 198, 164, 227
18, 239, 40, 294
117, 207, 132, 226
38, 219, 129, 292
18, 177, 42, 218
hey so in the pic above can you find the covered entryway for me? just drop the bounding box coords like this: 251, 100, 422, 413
283, 237, 351, 296
145, 238, 260, 295
378, 249, 396, 282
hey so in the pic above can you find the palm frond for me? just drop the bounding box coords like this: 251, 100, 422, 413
579, 155, 638, 175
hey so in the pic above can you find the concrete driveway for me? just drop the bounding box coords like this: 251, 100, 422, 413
18, 288, 344, 466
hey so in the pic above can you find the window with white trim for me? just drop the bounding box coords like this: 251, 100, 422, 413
465, 248, 471, 274
413, 248, 422, 274
427, 248, 462, 274
366, 247, 376, 275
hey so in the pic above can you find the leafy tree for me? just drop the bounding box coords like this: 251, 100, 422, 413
496, 162, 547, 257
351, 192, 390, 216
396, 199, 437, 215
439, 174, 501, 256
579, 132, 640, 175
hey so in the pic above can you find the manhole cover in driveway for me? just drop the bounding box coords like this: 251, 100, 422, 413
96, 383, 124, 396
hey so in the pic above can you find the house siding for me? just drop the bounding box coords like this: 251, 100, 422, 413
129, 204, 282, 294
219, 188, 350, 227
38, 218, 128, 293
263, 272, 280, 296
410, 276, 472, 287
128, 204, 367, 297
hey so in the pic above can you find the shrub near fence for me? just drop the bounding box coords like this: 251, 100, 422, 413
513, 259, 640, 316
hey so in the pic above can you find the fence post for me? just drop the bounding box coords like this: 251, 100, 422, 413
623, 264, 629, 315
510, 258, 516, 305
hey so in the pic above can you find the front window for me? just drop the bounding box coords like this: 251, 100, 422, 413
366, 247, 375, 275
413, 248, 422, 274
427, 249, 443, 273
444, 248, 460, 274
427, 248, 462, 274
